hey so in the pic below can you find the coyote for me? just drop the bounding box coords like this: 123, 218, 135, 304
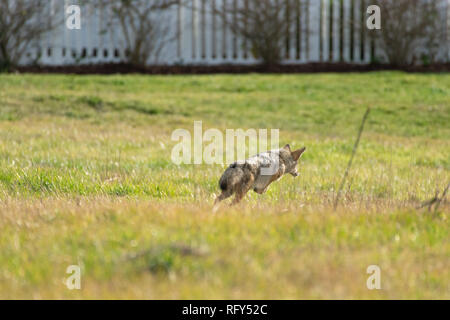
214, 144, 306, 206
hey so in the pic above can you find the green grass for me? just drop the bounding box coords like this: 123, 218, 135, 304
0, 72, 448, 299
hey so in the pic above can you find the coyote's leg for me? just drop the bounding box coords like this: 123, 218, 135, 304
261, 185, 271, 194
258, 170, 283, 195
213, 190, 234, 212
214, 191, 233, 205
254, 187, 266, 195
231, 176, 254, 205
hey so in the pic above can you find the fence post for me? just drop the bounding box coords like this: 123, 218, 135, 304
447, 0, 450, 61
308, 0, 320, 61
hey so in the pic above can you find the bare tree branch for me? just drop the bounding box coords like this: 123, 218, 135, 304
213, 0, 308, 66
0, 0, 63, 70
95, 0, 181, 66
368, 0, 446, 65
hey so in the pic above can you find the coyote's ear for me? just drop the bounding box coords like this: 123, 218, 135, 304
283, 144, 291, 151
292, 147, 306, 161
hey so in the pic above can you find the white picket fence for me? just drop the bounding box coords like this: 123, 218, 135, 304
24, 0, 450, 66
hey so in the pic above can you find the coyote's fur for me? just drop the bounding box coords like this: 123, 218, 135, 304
214, 144, 306, 206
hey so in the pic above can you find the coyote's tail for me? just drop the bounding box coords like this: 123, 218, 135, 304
219, 178, 228, 192
219, 163, 243, 193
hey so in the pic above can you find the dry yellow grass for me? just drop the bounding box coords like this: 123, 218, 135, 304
0, 198, 448, 299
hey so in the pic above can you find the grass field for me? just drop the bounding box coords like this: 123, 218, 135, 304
0, 72, 449, 299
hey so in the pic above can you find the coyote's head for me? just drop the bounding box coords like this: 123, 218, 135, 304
280, 144, 306, 177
